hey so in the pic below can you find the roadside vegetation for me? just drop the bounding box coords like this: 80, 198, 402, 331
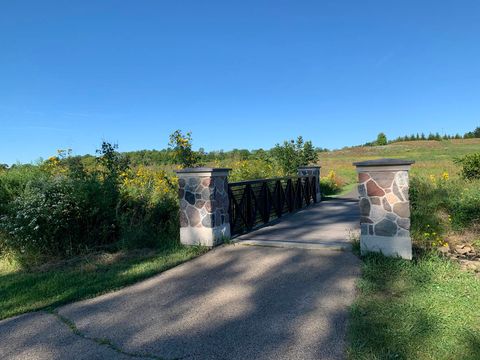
0, 131, 322, 319
1, 126, 479, 360
347, 142, 480, 360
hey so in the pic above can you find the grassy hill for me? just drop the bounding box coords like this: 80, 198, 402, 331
318, 138, 480, 185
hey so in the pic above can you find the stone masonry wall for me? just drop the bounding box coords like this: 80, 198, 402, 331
178, 175, 229, 230
298, 166, 321, 201
358, 170, 411, 238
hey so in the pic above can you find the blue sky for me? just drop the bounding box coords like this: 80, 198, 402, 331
1, 1, 479, 164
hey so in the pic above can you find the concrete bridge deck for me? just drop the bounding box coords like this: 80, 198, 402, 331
236, 192, 360, 250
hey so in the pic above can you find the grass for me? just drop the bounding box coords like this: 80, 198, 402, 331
319, 138, 480, 185
348, 252, 480, 360
0, 245, 207, 320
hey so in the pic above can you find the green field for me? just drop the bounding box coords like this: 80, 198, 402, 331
319, 138, 480, 183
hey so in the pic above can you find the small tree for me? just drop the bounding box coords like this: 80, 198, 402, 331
168, 130, 201, 168
376, 132, 388, 146
272, 136, 318, 175
454, 153, 480, 180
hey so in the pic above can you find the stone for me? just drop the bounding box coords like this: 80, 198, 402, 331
392, 181, 404, 202
393, 202, 410, 218
386, 213, 397, 221
204, 201, 213, 212
359, 198, 370, 216
370, 204, 385, 223
200, 208, 207, 217
360, 216, 373, 224
385, 192, 400, 205
455, 245, 470, 255
215, 209, 222, 226
366, 180, 385, 196
397, 218, 410, 230
395, 171, 408, 187
201, 178, 213, 187
369, 224, 374, 235
382, 197, 392, 211
437, 246, 449, 255
188, 177, 200, 188
201, 188, 213, 200
371, 197, 381, 205
180, 199, 189, 209
202, 214, 214, 227
371, 171, 395, 188
358, 173, 370, 183
195, 200, 205, 209
375, 219, 398, 236
195, 193, 201, 199
358, 184, 367, 198
179, 210, 189, 227
185, 191, 196, 205
186, 206, 201, 227
179, 188, 185, 199
401, 186, 409, 201
397, 229, 410, 237
178, 178, 186, 188
361, 223, 368, 235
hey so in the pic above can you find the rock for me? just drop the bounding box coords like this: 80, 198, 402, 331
371, 197, 381, 205
185, 191, 196, 205
397, 218, 410, 230
358, 184, 367, 198
456, 246, 470, 255
358, 173, 370, 183
393, 202, 410, 218
437, 246, 449, 255
359, 198, 371, 216
367, 180, 385, 196
370, 171, 395, 188
382, 197, 392, 211
393, 181, 404, 202
186, 206, 201, 227
375, 219, 398, 236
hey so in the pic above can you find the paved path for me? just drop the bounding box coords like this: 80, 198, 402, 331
0, 196, 360, 360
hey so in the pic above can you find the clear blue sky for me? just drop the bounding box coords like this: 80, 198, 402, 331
1, 1, 479, 164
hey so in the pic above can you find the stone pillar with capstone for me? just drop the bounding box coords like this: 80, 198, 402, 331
298, 166, 322, 202
176, 168, 231, 247
353, 159, 415, 259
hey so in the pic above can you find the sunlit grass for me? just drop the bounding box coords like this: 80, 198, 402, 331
348, 253, 480, 360
0, 246, 207, 320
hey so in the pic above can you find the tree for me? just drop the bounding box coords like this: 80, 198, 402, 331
168, 130, 201, 168
272, 136, 319, 175
376, 132, 388, 146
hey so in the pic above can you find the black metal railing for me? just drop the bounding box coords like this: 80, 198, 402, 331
228, 176, 318, 236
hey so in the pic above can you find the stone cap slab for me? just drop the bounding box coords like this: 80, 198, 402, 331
298, 165, 322, 169
175, 167, 231, 177
353, 158, 415, 167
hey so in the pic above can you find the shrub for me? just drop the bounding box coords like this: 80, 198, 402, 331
0, 175, 118, 258
454, 152, 480, 180
320, 170, 344, 196
229, 159, 283, 182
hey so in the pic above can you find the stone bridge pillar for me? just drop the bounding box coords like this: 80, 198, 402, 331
176, 168, 231, 247
353, 159, 415, 259
298, 166, 322, 202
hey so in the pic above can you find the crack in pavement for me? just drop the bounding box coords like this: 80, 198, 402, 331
48, 309, 182, 360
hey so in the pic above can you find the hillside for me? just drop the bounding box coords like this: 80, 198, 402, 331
318, 138, 480, 184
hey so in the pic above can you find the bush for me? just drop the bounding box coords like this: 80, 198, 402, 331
0, 175, 118, 258
454, 152, 480, 180
320, 170, 344, 196
271, 136, 318, 175
0, 144, 180, 262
